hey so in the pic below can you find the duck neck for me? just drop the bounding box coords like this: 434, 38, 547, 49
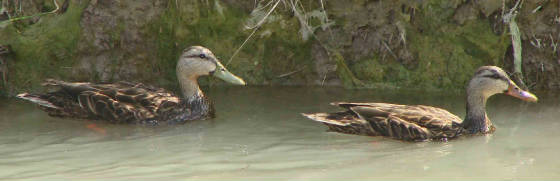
462, 90, 493, 134
177, 75, 212, 119
177, 75, 204, 102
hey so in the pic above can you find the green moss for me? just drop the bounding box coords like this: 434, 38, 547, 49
0, 2, 88, 94
332, 0, 510, 90
351, 56, 384, 82
143, 0, 509, 90
0, 0, 517, 93
147, 0, 315, 88
259, 17, 314, 85
332, 51, 363, 88
400, 9, 510, 90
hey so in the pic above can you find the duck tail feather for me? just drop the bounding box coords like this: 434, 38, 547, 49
16, 93, 61, 109
301, 112, 352, 126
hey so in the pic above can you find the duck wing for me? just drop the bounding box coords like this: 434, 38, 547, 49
17, 79, 181, 124
303, 102, 464, 141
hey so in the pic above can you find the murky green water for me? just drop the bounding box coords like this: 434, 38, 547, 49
0, 87, 559, 180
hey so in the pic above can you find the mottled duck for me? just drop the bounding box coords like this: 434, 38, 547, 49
303, 66, 538, 141
17, 46, 245, 125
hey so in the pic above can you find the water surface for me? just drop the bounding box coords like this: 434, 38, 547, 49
0, 87, 559, 180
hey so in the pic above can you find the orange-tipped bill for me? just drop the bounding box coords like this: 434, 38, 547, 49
505, 82, 538, 102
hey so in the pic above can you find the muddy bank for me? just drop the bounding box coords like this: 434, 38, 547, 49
0, 0, 558, 95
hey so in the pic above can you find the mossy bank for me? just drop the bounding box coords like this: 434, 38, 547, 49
0, 0, 558, 96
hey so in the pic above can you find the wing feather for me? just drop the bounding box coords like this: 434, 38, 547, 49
20, 79, 182, 124
304, 102, 465, 141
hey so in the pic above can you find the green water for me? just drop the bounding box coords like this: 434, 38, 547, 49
0, 87, 558, 180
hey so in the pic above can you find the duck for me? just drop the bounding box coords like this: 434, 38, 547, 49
17, 46, 246, 125
302, 66, 538, 141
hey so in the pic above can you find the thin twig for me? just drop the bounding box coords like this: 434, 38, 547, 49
244, 0, 281, 30
227, 0, 281, 66
503, 0, 522, 23
382, 41, 398, 60
276, 66, 305, 78
321, 72, 327, 86
550, 33, 557, 53
226, 26, 259, 66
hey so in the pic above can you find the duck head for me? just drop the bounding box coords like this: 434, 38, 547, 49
177, 46, 246, 85
463, 66, 537, 133
176, 46, 245, 98
467, 66, 537, 102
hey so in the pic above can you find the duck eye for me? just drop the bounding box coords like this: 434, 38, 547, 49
483, 74, 501, 80
199, 54, 206, 59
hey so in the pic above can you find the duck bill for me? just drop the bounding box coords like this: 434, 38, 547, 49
212, 63, 246, 85
505, 81, 538, 102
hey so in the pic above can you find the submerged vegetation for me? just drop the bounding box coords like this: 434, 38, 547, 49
0, 0, 558, 96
